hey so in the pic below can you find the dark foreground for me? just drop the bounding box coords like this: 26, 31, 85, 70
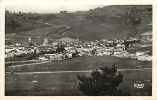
5, 56, 152, 96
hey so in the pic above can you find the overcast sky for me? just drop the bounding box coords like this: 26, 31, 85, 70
5, 0, 106, 13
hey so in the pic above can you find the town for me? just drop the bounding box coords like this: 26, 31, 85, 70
5, 31, 152, 62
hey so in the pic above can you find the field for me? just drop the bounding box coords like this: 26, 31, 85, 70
5, 55, 152, 96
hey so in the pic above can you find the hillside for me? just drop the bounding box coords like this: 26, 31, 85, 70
5, 5, 152, 41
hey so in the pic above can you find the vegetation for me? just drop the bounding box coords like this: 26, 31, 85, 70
56, 44, 66, 53
77, 64, 125, 96
5, 5, 152, 41
5, 11, 50, 33
6, 56, 152, 96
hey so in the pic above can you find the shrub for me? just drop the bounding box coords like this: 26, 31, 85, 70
77, 64, 123, 96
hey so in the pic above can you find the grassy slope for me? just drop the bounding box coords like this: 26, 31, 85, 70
5, 5, 152, 41
6, 55, 152, 72
5, 54, 152, 96
6, 68, 152, 96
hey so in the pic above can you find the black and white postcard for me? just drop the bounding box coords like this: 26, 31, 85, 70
0, 0, 157, 100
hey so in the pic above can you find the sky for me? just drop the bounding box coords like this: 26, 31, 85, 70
5, 0, 105, 13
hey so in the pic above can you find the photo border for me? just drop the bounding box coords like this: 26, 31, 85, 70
0, 0, 157, 100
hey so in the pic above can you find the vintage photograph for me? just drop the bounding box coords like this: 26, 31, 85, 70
5, 3, 152, 96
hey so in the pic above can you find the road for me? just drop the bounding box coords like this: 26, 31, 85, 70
7, 60, 51, 68
7, 67, 151, 75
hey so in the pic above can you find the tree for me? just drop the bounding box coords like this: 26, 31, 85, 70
77, 64, 124, 96
124, 7, 142, 37
56, 44, 66, 53
125, 8, 140, 25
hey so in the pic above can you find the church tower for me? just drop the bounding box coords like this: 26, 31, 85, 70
42, 37, 48, 46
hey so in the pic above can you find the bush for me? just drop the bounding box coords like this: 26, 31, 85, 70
77, 64, 124, 96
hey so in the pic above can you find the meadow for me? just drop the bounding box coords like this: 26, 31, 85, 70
5, 55, 152, 96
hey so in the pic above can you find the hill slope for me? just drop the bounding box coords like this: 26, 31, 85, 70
5, 5, 152, 41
